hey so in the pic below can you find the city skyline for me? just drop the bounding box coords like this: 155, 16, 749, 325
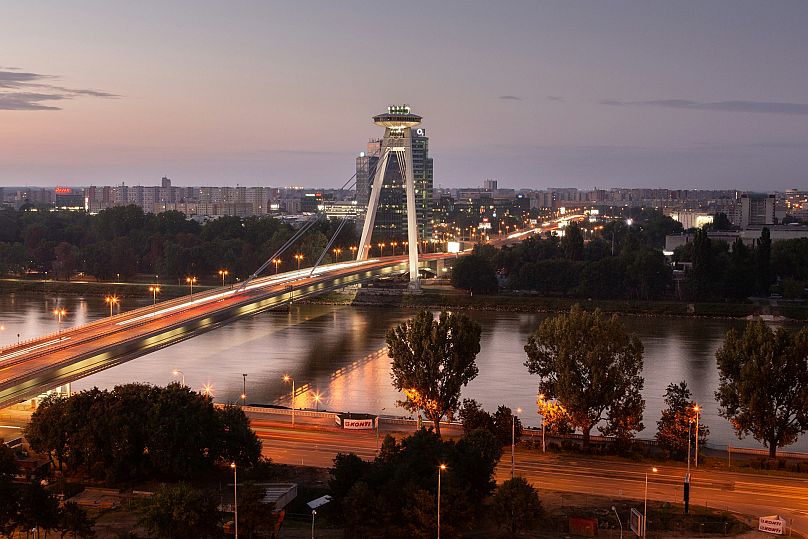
2, 1, 808, 190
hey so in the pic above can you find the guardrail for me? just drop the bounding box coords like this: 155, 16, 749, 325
728, 445, 808, 460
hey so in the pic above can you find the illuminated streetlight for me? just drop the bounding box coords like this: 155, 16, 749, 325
391, 241, 398, 255
313, 392, 322, 411
283, 374, 295, 427
241, 373, 247, 406
148, 285, 160, 306
538, 393, 546, 453
511, 407, 522, 479
693, 404, 701, 468
349, 245, 357, 259
186, 276, 198, 294
52, 308, 67, 334
437, 464, 447, 539
231, 462, 238, 539
378, 242, 385, 256
643, 467, 658, 538
202, 383, 214, 399
272, 258, 282, 274
104, 295, 119, 317
172, 369, 185, 386
218, 269, 230, 286
294, 253, 304, 270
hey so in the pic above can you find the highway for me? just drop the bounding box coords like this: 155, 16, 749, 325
252, 418, 808, 535
0, 253, 454, 407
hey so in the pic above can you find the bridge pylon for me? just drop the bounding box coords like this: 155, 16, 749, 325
356, 105, 422, 291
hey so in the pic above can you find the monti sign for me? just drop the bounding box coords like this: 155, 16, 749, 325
343, 418, 374, 430
759, 515, 787, 535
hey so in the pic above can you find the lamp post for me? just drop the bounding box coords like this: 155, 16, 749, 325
378, 242, 385, 257
148, 285, 160, 306
53, 308, 67, 335
538, 393, 546, 453
273, 258, 282, 274
349, 246, 357, 259
172, 369, 185, 386
511, 407, 522, 479
333, 247, 342, 262
437, 464, 446, 539
186, 276, 197, 294
241, 374, 247, 406
313, 392, 322, 412
219, 269, 229, 286
693, 404, 700, 467
104, 295, 119, 317
311, 509, 316, 539
231, 462, 238, 539
283, 374, 295, 427
644, 467, 658, 538
294, 253, 304, 270
391, 241, 398, 255
612, 506, 623, 539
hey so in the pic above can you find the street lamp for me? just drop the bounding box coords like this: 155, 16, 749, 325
693, 404, 700, 467
148, 285, 160, 306
104, 295, 119, 317
186, 276, 197, 294
511, 407, 522, 479
349, 245, 357, 259
231, 462, 238, 539
53, 308, 67, 334
294, 253, 304, 270
333, 247, 342, 261
241, 373, 247, 406
272, 258, 282, 274
437, 464, 446, 539
644, 467, 658, 538
313, 392, 322, 412
283, 374, 295, 427
391, 241, 398, 255
538, 393, 546, 453
612, 506, 623, 539
311, 509, 317, 539
172, 369, 185, 386
218, 269, 229, 286
202, 383, 214, 399
378, 242, 385, 256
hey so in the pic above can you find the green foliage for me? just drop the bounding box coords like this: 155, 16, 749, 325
458, 400, 523, 446
524, 305, 645, 447
655, 381, 709, 459
138, 483, 221, 539
451, 253, 498, 294
0, 206, 358, 281
25, 384, 261, 482
715, 321, 808, 458
330, 428, 502, 537
458, 398, 494, 434
492, 477, 542, 534
387, 310, 482, 434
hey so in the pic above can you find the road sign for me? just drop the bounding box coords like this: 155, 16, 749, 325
630, 508, 644, 537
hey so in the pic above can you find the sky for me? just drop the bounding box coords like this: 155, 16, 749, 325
2, 0, 808, 191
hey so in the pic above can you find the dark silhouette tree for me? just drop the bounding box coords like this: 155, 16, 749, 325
492, 477, 542, 534
524, 305, 645, 448
656, 381, 709, 459
387, 310, 482, 435
451, 253, 498, 294
716, 321, 808, 458
756, 227, 772, 295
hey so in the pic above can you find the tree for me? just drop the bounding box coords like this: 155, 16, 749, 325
715, 321, 808, 458
387, 310, 482, 435
451, 254, 498, 294
214, 404, 262, 467
458, 399, 494, 435
139, 483, 221, 539
524, 305, 645, 448
58, 502, 95, 539
492, 477, 542, 534
656, 381, 708, 459
560, 223, 584, 260
756, 227, 772, 295
492, 405, 523, 447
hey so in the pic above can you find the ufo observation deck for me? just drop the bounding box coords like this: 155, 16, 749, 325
373, 105, 422, 128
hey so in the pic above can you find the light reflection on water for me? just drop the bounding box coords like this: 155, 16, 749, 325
0, 293, 801, 450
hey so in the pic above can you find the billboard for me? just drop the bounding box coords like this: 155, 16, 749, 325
759, 516, 786, 535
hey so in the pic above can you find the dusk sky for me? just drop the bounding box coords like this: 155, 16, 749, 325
2, 1, 807, 190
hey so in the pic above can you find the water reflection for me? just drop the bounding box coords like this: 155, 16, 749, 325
0, 293, 802, 450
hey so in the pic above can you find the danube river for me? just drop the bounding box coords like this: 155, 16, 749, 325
0, 293, 801, 451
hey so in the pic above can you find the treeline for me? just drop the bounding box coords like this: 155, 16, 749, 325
454, 210, 682, 299
25, 383, 262, 483
674, 228, 808, 299
0, 206, 358, 281
452, 211, 808, 301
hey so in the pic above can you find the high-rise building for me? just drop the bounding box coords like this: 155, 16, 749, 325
738, 193, 776, 229
484, 179, 498, 192
355, 121, 433, 243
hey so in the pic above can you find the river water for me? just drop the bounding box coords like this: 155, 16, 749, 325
0, 293, 802, 451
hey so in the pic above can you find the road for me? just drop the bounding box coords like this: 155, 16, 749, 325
253, 418, 808, 535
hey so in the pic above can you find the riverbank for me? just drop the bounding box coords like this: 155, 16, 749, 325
305, 285, 808, 320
